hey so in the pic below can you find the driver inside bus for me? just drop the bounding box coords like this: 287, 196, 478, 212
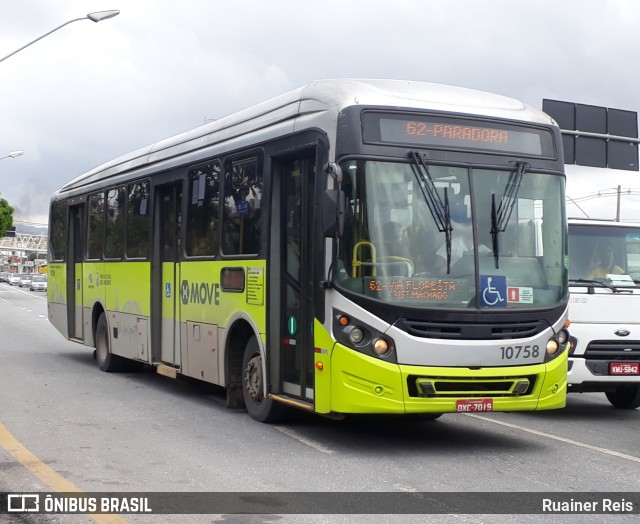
587, 245, 624, 279
436, 204, 491, 266
405, 208, 446, 275
381, 221, 411, 259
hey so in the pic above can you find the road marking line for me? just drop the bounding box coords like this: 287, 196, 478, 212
0, 421, 129, 523
464, 413, 640, 464
274, 426, 335, 454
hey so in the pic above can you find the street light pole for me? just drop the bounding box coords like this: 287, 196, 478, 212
0, 151, 25, 161
0, 10, 120, 64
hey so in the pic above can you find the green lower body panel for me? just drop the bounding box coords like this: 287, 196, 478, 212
330, 343, 567, 414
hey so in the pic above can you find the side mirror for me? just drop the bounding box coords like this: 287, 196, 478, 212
322, 189, 345, 238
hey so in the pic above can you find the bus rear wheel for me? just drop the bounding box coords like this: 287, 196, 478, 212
95, 313, 124, 372
605, 384, 640, 409
242, 336, 287, 423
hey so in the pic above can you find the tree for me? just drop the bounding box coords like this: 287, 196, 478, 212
0, 197, 14, 238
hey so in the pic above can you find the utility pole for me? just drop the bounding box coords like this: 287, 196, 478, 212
615, 185, 621, 222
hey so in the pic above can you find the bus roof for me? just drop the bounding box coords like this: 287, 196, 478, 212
55, 78, 556, 196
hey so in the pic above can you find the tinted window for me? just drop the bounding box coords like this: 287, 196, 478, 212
222, 157, 262, 256
87, 192, 105, 260
126, 180, 150, 259
186, 161, 220, 257
50, 201, 67, 261
105, 186, 125, 259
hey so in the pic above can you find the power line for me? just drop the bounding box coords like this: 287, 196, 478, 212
568, 188, 640, 203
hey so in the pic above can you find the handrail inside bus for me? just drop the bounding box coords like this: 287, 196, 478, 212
377, 256, 415, 277
351, 244, 415, 278
352, 241, 376, 277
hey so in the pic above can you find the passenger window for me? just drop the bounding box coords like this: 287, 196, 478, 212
186, 161, 220, 257
105, 186, 125, 259
126, 180, 150, 259
50, 201, 68, 261
222, 157, 262, 256
87, 192, 105, 260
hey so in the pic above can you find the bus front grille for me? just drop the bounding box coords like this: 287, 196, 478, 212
409, 375, 536, 398
399, 318, 546, 340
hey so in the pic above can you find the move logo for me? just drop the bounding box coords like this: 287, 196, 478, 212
181, 280, 220, 305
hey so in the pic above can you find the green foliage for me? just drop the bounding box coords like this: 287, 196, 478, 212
0, 197, 14, 237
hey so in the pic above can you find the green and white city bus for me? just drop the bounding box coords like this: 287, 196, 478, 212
48, 79, 570, 422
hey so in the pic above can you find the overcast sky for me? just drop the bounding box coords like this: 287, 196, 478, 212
1, 0, 640, 227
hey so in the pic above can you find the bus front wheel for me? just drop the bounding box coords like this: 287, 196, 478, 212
95, 313, 124, 372
605, 384, 640, 409
241, 336, 287, 423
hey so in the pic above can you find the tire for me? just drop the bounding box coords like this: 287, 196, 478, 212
241, 335, 288, 423
95, 313, 124, 372
605, 384, 640, 409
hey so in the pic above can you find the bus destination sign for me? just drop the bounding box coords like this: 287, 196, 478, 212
362, 111, 555, 157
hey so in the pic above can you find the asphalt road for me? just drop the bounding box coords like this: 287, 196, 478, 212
0, 283, 638, 524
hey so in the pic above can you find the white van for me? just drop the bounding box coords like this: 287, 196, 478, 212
568, 219, 640, 408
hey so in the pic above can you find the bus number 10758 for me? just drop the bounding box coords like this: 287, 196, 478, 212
500, 345, 540, 360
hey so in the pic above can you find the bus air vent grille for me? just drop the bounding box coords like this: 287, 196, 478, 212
399, 318, 546, 340
409, 375, 537, 398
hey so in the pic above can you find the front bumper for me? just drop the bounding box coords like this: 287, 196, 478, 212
329, 343, 567, 414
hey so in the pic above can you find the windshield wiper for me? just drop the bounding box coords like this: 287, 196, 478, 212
490, 161, 529, 269
409, 152, 453, 273
569, 278, 632, 294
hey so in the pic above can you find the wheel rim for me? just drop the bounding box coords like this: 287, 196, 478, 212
244, 353, 264, 403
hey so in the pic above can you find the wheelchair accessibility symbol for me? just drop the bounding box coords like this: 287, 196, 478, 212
480, 275, 507, 307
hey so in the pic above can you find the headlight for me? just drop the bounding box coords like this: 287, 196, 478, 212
333, 310, 397, 362
372, 338, 390, 355
557, 329, 569, 345
348, 327, 365, 344
546, 339, 559, 355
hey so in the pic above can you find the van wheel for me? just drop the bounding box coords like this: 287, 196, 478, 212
95, 313, 124, 372
605, 384, 640, 409
242, 335, 287, 423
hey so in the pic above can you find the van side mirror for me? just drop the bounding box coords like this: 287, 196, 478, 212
322, 189, 345, 238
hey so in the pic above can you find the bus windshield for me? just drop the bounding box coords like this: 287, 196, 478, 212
335, 159, 567, 309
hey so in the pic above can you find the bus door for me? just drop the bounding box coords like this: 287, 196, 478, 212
154, 183, 182, 367
276, 155, 315, 402
67, 204, 84, 340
